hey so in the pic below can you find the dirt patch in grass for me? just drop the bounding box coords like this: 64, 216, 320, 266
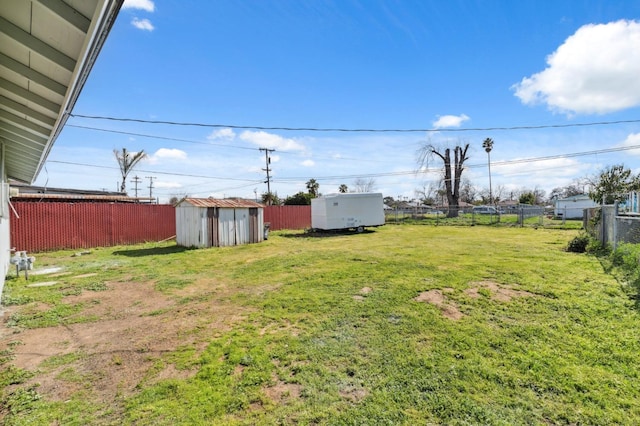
263, 375, 302, 403
339, 384, 368, 402
259, 318, 300, 337
0, 278, 250, 415
353, 286, 373, 301
465, 281, 535, 302
414, 282, 536, 321
414, 289, 464, 321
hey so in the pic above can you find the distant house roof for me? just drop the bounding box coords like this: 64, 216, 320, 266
178, 198, 264, 208
10, 181, 123, 196
557, 194, 590, 202
12, 193, 155, 203
497, 200, 519, 206
437, 200, 473, 208
9, 181, 152, 203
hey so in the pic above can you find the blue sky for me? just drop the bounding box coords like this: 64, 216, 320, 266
35, 0, 640, 203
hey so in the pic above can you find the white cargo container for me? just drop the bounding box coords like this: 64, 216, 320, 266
554, 194, 597, 219
311, 193, 385, 232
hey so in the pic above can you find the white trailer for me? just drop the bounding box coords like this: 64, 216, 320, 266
311, 193, 385, 232
554, 194, 597, 219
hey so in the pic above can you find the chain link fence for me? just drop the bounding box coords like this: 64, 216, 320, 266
385, 204, 574, 229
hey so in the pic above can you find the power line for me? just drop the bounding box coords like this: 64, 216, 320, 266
47, 160, 259, 182
67, 123, 407, 164
67, 124, 259, 151
69, 113, 640, 133
45, 143, 640, 190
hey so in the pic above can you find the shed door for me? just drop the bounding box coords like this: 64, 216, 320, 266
207, 207, 219, 247
249, 208, 258, 243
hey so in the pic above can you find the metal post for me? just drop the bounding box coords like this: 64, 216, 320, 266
613, 201, 619, 250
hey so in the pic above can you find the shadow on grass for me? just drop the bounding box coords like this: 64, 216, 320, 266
281, 229, 377, 239
112, 245, 190, 257
592, 249, 640, 311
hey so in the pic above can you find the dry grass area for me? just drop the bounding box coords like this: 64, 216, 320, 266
1, 275, 252, 419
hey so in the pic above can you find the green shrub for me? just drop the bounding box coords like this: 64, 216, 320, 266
566, 233, 591, 253
609, 243, 640, 294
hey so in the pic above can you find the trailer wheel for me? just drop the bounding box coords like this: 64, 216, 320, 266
356, 226, 364, 233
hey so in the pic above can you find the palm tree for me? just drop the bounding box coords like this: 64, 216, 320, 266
306, 178, 319, 198
114, 148, 147, 193
338, 184, 348, 193
482, 138, 494, 205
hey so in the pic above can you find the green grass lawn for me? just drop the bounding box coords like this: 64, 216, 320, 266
2, 225, 639, 425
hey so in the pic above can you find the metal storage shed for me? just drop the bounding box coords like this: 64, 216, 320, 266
176, 198, 264, 248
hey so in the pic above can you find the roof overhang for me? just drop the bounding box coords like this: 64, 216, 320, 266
0, 0, 123, 183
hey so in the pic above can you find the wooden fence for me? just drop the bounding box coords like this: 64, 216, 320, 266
9, 203, 312, 252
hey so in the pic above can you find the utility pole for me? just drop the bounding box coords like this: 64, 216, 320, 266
259, 148, 275, 205
146, 176, 156, 202
131, 175, 142, 197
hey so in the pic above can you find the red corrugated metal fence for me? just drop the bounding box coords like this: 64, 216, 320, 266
264, 205, 311, 230
9, 203, 311, 252
10, 202, 176, 252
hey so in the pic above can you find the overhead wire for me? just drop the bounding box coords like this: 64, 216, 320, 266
69, 113, 640, 133
66, 123, 410, 164
58, 114, 640, 196
47, 143, 640, 186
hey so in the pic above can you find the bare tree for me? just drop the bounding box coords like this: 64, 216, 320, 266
168, 192, 190, 206
338, 184, 348, 193
353, 178, 376, 192
459, 178, 477, 204
114, 148, 147, 194
415, 181, 440, 205
417, 141, 470, 218
493, 184, 506, 203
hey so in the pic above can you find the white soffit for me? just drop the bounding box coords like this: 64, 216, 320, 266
0, 0, 123, 183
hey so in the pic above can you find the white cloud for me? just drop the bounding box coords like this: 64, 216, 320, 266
620, 132, 640, 154
155, 181, 182, 189
148, 148, 187, 164
131, 18, 154, 31
301, 159, 315, 167
122, 0, 155, 12
492, 157, 591, 194
207, 128, 236, 140
513, 20, 640, 115
239, 130, 306, 151
432, 114, 470, 129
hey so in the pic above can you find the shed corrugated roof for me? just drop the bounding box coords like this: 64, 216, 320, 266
180, 198, 264, 208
